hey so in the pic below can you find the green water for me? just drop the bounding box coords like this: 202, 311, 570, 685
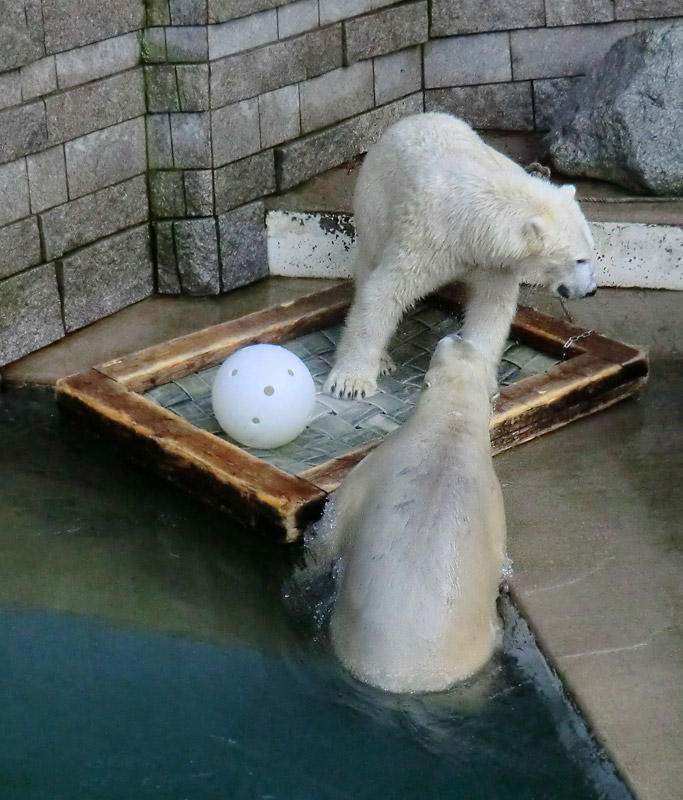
0, 388, 631, 800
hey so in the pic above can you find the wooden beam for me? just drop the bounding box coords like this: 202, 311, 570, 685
56, 370, 327, 542
96, 282, 354, 393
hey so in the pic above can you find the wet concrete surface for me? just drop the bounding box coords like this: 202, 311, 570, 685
498, 288, 683, 800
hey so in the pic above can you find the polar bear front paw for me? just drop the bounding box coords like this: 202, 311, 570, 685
324, 368, 378, 400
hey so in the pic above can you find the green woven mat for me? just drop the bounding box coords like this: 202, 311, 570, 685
144, 304, 559, 475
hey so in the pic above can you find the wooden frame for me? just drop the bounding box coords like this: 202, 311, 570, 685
56, 282, 648, 542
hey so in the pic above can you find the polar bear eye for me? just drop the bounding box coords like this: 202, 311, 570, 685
576, 258, 589, 265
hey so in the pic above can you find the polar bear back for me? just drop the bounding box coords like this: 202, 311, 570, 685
329, 406, 505, 694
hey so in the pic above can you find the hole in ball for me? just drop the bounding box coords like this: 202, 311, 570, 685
264, 385, 275, 396
252, 417, 260, 424
231, 368, 238, 376
288, 369, 294, 376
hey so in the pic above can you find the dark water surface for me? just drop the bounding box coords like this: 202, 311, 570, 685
0, 388, 631, 800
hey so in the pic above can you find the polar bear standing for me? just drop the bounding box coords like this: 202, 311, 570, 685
325, 113, 597, 399
305, 337, 506, 693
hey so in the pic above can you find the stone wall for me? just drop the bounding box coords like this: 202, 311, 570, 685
1, 0, 680, 367
145, 0, 428, 298
0, 0, 150, 365
424, 0, 681, 131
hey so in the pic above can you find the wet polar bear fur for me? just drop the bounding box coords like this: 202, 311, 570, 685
325, 112, 597, 399
306, 337, 506, 693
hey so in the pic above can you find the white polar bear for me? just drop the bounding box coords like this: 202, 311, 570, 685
304, 337, 506, 693
324, 113, 597, 399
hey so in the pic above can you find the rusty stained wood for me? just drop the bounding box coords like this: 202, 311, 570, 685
56, 369, 327, 542
56, 282, 650, 541
97, 282, 354, 393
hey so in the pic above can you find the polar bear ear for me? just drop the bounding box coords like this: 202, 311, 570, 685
523, 216, 547, 248
560, 184, 576, 199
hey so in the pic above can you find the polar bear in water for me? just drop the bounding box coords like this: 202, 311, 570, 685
325, 112, 597, 399
305, 336, 506, 693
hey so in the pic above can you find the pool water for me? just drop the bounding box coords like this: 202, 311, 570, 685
0, 388, 632, 800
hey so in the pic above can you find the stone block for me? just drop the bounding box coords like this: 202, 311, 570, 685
184, 169, 214, 215
374, 46, 421, 106
174, 217, 221, 294
300, 61, 374, 134
21, 57, 57, 101
208, 9, 278, 60
211, 98, 261, 165
211, 97, 261, 167
42, 0, 144, 55
176, 64, 209, 111
170, 111, 212, 167
319, 0, 373, 26
146, 113, 174, 168
0, 0, 44, 72
145, 65, 181, 111
533, 76, 583, 130
259, 84, 300, 148
45, 69, 145, 145
510, 21, 636, 79
545, 0, 615, 26
210, 25, 342, 107
154, 220, 181, 293
425, 82, 534, 131
170, 0, 208, 25
0, 71, 22, 110
0, 100, 48, 164
165, 26, 209, 63
218, 200, 268, 291
58, 225, 154, 332
0, 217, 42, 280
150, 169, 185, 217
343, 1, 428, 65
146, 0, 171, 26
277, 0, 319, 39
276, 91, 423, 190
55, 32, 140, 91
294, 24, 344, 79
214, 150, 275, 213
430, 0, 544, 36
141, 27, 167, 63
40, 174, 148, 260
615, 0, 682, 20
0, 264, 64, 366
26, 145, 68, 213
65, 117, 147, 199
208, 0, 298, 24
424, 33, 512, 88
0, 159, 30, 227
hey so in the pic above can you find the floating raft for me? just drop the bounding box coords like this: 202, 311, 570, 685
56, 282, 648, 542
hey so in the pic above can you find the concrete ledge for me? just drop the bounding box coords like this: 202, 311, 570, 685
266, 209, 683, 290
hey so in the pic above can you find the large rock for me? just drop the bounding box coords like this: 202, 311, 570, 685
544, 24, 683, 196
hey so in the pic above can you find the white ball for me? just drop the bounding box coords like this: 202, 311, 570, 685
211, 344, 316, 449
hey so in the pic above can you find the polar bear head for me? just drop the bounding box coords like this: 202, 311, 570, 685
425, 336, 494, 397
515, 184, 597, 300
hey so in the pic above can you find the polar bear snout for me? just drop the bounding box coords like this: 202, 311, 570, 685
555, 260, 597, 300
